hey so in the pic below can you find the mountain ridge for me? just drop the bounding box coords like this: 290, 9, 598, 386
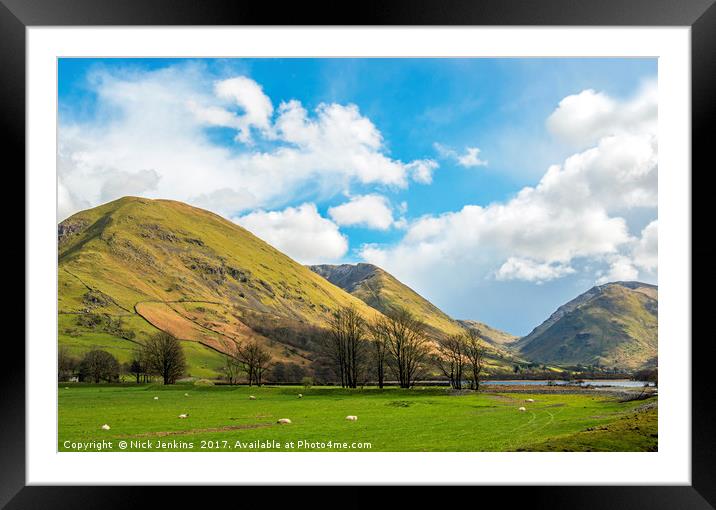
308, 263, 519, 361
516, 281, 657, 370
58, 196, 657, 377
310, 262, 466, 338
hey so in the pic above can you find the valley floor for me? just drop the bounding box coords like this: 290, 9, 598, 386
58, 385, 656, 452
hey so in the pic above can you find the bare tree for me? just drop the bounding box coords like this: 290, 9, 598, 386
221, 339, 244, 385
434, 334, 467, 389
373, 307, 430, 388
368, 324, 388, 389
138, 331, 186, 385
78, 349, 120, 383
325, 305, 368, 388
463, 328, 487, 390
240, 341, 273, 386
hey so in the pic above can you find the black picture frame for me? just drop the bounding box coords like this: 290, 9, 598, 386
4, 0, 714, 506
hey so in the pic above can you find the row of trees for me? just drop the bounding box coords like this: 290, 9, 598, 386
60, 329, 276, 387
324, 305, 488, 389
60, 308, 489, 389
325, 306, 428, 389
58, 331, 187, 384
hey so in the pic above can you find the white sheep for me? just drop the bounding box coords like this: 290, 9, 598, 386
153, 396, 159, 400
277, 418, 292, 425
249, 395, 256, 400
178, 413, 188, 419
345, 415, 358, 421
298, 394, 303, 398
525, 398, 535, 402
518, 407, 527, 412
101, 424, 111, 430
184, 393, 189, 397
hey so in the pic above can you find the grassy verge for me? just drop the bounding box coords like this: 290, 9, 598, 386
516, 402, 657, 452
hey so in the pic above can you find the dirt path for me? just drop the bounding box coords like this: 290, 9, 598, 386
119, 422, 275, 439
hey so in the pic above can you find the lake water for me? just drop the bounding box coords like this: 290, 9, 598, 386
482, 379, 655, 388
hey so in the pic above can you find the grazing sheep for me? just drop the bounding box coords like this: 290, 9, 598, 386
277, 418, 292, 425
184, 393, 189, 396
518, 407, 526, 412
525, 398, 535, 402
249, 395, 256, 400
298, 394, 303, 398
153, 396, 159, 400
178, 414, 188, 419
101, 424, 111, 430
345, 415, 358, 421
64, 387, 69, 390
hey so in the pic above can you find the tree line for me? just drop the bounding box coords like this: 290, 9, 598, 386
322, 305, 488, 390
58, 306, 490, 389
58, 331, 187, 384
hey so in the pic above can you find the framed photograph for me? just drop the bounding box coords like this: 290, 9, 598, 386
7, 0, 714, 505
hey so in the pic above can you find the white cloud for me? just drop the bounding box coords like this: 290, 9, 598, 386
632, 220, 658, 272
57, 178, 89, 221
458, 147, 488, 167
538, 133, 657, 213
596, 255, 639, 284
99, 168, 161, 202
596, 219, 657, 284
362, 85, 658, 290
235, 203, 348, 264
496, 258, 575, 283
215, 77, 274, 142
328, 194, 395, 230
546, 79, 657, 148
406, 159, 439, 183
191, 187, 259, 214
58, 64, 437, 221
362, 193, 631, 290
187, 76, 274, 144
434, 143, 488, 168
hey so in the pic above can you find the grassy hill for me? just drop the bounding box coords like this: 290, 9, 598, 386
515, 282, 658, 370
58, 197, 383, 378
309, 263, 520, 370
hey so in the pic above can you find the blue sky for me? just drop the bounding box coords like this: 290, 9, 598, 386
58, 58, 658, 335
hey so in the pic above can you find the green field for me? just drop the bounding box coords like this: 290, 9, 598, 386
58, 313, 228, 379
58, 385, 657, 452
